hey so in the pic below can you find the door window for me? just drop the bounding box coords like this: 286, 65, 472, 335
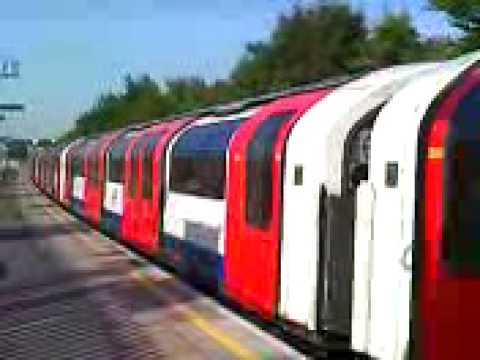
108, 139, 129, 183
129, 140, 144, 197
245, 111, 294, 228
444, 83, 480, 274
142, 132, 164, 199
170, 119, 244, 199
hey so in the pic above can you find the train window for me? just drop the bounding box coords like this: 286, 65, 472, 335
129, 140, 143, 198
344, 105, 385, 193
142, 132, 164, 199
170, 119, 244, 199
88, 154, 99, 184
108, 139, 129, 183
443, 84, 480, 274
88, 156, 94, 182
294, 165, 303, 186
347, 124, 373, 191
246, 111, 295, 228
385, 162, 398, 188
71, 154, 83, 177
93, 155, 99, 183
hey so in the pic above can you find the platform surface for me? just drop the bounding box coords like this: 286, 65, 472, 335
0, 167, 303, 359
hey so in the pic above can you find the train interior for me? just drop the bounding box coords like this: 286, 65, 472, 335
318, 105, 382, 339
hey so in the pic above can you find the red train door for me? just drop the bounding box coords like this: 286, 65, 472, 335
138, 131, 165, 254
417, 65, 480, 360
54, 155, 60, 200
85, 133, 119, 225
225, 90, 331, 319
84, 143, 100, 223
131, 136, 149, 246
135, 120, 189, 255
122, 135, 144, 242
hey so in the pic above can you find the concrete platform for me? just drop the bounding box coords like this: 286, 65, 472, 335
0, 167, 303, 359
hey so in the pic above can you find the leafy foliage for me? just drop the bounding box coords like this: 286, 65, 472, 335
61, 2, 463, 141
431, 0, 480, 50
231, 4, 369, 95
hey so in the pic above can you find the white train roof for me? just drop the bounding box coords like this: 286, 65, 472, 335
369, 51, 480, 190
371, 50, 480, 170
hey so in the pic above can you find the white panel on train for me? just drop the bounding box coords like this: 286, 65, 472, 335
102, 131, 139, 217
366, 51, 480, 360
279, 62, 439, 332
165, 192, 224, 252
104, 182, 124, 216
59, 141, 78, 203
73, 176, 85, 200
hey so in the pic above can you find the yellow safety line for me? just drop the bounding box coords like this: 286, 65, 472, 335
42, 202, 259, 359
129, 270, 259, 359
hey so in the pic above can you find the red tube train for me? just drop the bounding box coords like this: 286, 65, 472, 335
32, 51, 480, 360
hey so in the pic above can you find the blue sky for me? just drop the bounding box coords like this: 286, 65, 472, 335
0, 0, 456, 139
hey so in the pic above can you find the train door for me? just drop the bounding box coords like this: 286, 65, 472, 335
225, 90, 330, 320
122, 136, 144, 242
165, 118, 247, 291
59, 147, 68, 203
132, 136, 150, 245
71, 147, 87, 214
84, 133, 118, 225
85, 146, 101, 223
318, 106, 380, 337
103, 137, 130, 237
416, 65, 480, 360
65, 141, 82, 207
138, 131, 164, 253
54, 153, 60, 199
82, 143, 95, 218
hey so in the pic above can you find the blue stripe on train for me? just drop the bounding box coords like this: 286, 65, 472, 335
163, 233, 223, 293
71, 198, 84, 216
101, 210, 121, 238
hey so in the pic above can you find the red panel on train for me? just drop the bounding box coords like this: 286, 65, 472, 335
419, 66, 480, 360
122, 119, 190, 255
84, 131, 120, 225
224, 89, 331, 319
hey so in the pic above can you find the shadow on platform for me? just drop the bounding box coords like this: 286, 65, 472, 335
0, 222, 90, 242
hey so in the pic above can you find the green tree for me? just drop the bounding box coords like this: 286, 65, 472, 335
369, 13, 423, 66
430, 0, 480, 50
61, 1, 462, 141
231, 3, 369, 95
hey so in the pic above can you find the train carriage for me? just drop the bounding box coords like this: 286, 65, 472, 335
362, 51, 480, 360
70, 139, 92, 215
279, 63, 438, 338
101, 119, 191, 252
122, 130, 148, 243
30, 50, 480, 359
42, 147, 58, 197
57, 139, 83, 205
32, 149, 43, 186
64, 138, 87, 208
163, 109, 257, 291
102, 128, 144, 237
83, 131, 121, 225
130, 119, 190, 255
224, 88, 333, 320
